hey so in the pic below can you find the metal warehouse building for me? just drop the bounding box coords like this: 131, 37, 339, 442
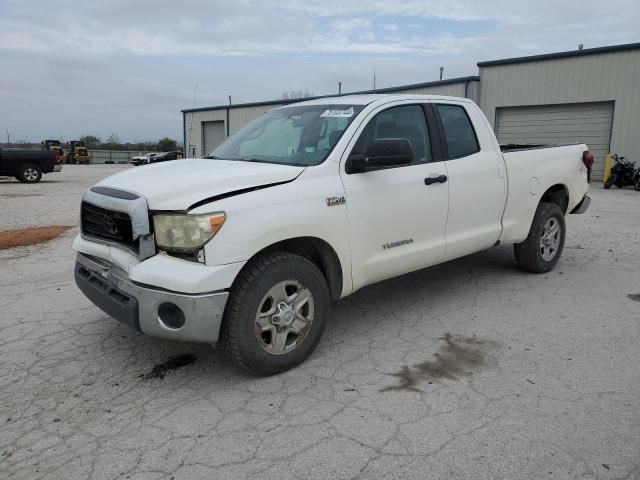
183, 42, 640, 179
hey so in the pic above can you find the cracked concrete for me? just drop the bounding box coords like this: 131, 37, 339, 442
1, 165, 639, 479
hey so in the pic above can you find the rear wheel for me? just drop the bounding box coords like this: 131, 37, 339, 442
514, 202, 565, 273
221, 252, 330, 376
17, 164, 42, 183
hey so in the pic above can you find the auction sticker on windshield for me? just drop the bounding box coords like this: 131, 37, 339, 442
320, 107, 354, 118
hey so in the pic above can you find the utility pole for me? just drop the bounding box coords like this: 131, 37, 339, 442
440, 66, 444, 80
187, 84, 197, 158
338, 81, 342, 96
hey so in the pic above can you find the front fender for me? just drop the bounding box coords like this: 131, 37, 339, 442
195, 167, 353, 295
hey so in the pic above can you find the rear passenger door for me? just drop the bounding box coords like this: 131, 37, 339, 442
431, 102, 507, 260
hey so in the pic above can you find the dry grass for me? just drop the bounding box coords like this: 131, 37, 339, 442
0, 226, 73, 250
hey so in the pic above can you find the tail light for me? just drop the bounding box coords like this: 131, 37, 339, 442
582, 151, 594, 183
54, 153, 61, 164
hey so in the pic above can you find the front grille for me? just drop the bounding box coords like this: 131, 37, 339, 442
81, 201, 139, 252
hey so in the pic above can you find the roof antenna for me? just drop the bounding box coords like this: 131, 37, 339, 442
440, 66, 444, 80
578, 44, 584, 50
228, 95, 232, 105
338, 81, 342, 96
372, 69, 376, 93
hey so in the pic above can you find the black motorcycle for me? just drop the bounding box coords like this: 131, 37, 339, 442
604, 154, 638, 189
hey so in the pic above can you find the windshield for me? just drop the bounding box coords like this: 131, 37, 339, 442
208, 104, 364, 166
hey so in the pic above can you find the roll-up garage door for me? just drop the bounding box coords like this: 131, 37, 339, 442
495, 102, 613, 179
202, 121, 226, 156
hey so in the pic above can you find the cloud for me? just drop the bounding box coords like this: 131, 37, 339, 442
0, 0, 639, 142
332, 18, 374, 32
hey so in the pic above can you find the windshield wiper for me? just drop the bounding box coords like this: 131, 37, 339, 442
240, 158, 273, 163
204, 154, 220, 159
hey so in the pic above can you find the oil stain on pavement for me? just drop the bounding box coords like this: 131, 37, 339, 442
381, 333, 501, 392
139, 354, 198, 380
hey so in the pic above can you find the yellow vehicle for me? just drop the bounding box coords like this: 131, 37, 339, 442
67, 141, 91, 164
44, 139, 65, 159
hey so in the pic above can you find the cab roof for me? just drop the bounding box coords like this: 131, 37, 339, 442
280, 94, 471, 108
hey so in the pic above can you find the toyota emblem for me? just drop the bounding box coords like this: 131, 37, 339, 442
103, 214, 118, 235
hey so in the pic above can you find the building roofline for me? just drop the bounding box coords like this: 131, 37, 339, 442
477, 42, 640, 67
181, 76, 480, 113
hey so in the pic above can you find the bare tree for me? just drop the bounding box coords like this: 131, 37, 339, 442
281, 89, 314, 100
106, 132, 120, 145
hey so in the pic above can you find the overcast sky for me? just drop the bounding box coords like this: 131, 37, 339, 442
1, 0, 639, 143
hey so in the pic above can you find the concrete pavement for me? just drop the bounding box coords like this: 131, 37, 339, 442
1, 165, 639, 479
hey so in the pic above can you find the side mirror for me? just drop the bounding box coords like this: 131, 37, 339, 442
346, 138, 413, 174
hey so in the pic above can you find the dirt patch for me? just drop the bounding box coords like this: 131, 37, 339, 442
628, 293, 640, 302
381, 333, 501, 392
0, 225, 72, 250
139, 354, 198, 380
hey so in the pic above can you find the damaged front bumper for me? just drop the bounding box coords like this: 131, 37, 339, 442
74, 252, 228, 343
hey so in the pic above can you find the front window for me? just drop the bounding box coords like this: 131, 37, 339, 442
351, 105, 432, 164
208, 104, 364, 166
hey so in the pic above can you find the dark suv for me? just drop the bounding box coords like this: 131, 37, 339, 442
149, 151, 183, 164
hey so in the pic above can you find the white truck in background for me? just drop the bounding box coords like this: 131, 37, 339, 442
73, 94, 592, 375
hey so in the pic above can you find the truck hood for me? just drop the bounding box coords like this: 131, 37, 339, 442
96, 159, 305, 210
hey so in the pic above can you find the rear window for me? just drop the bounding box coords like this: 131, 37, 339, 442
436, 104, 480, 159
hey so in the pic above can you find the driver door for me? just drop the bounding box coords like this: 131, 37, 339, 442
340, 103, 449, 290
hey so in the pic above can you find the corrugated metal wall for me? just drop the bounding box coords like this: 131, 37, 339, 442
495, 102, 614, 177
479, 49, 640, 167
389, 81, 468, 99
183, 79, 477, 158
184, 109, 225, 158
229, 103, 286, 134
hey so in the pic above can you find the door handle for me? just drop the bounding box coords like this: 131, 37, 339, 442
424, 175, 448, 185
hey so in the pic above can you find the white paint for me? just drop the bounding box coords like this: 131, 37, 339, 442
77, 94, 589, 298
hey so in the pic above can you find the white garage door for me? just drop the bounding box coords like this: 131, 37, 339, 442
202, 121, 226, 156
495, 102, 613, 178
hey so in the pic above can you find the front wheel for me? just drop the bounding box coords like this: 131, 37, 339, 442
604, 174, 616, 189
221, 252, 330, 376
514, 202, 566, 273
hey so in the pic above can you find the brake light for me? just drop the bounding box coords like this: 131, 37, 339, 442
582, 151, 594, 169
54, 154, 61, 164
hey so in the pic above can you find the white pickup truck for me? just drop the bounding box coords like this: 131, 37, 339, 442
74, 94, 592, 375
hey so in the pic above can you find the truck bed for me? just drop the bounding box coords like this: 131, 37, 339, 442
500, 143, 580, 153
499, 143, 589, 244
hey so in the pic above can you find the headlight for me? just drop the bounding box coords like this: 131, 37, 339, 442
153, 212, 225, 252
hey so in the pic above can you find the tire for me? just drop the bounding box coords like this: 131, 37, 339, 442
221, 252, 330, 376
17, 164, 42, 183
635, 179, 640, 192
514, 202, 566, 274
603, 175, 616, 189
